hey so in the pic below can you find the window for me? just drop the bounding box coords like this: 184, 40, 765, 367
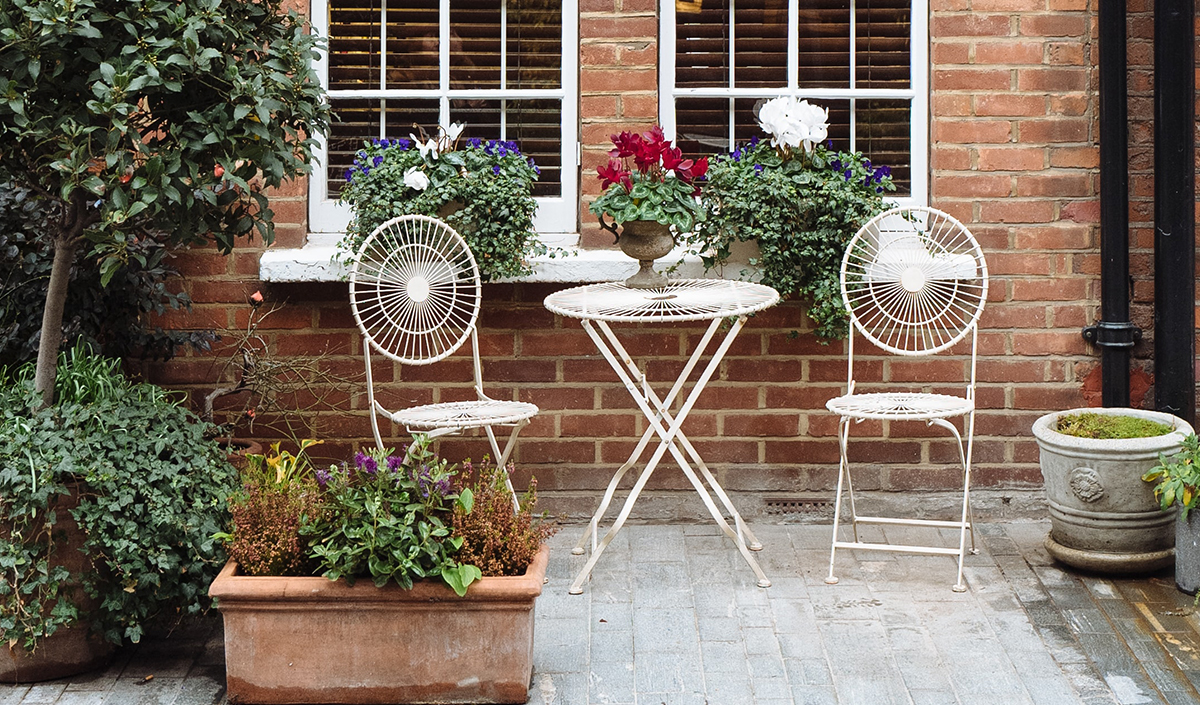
309, 0, 579, 236
661, 0, 927, 199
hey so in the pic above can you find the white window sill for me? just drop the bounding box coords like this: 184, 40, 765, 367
258, 236, 713, 283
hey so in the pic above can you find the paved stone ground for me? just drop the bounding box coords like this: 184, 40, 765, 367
4, 519, 1200, 705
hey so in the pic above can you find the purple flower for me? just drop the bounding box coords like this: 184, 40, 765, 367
749, 135, 760, 147
830, 159, 842, 171
355, 452, 378, 476
434, 478, 451, 497
492, 165, 501, 175
386, 455, 404, 473
843, 168, 853, 181
876, 187, 884, 193
343, 169, 354, 181
731, 148, 743, 162
754, 164, 764, 174
467, 137, 483, 148
396, 138, 412, 150
356, 150, 367, 159
380, 138, 391, 147
373, 155, 383, 167
826, 139, 833, 148
315, 467, 332, 489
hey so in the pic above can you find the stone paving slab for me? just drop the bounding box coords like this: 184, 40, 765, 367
3, 520, 1200, 704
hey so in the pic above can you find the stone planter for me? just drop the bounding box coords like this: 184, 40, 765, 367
209, 544, 549, 704
1033, 407, 1192, 573
1, 485, 114, 683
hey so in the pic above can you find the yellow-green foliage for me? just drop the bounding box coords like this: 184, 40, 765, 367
1056, 412, 1172, 439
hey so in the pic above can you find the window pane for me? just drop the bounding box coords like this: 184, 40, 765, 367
676, 0, 729, 88
856, 99, 911, 194
329, 0, 440, 91
449, 99, 562, 198
450, 0, 501, 89
797, 0, 851, 89
329, 0, 383, 90
507, 0, 561, 90
676, 97, 732, 157
325, 99, 441, 198
734, 0, 787, 88
857, 0, 911, 89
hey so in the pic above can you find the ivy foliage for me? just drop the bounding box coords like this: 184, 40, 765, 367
0, 347, 235, 649
0, 184, 212, 368
338, 137, 546, 281
0, 0, 330, 269
688, 141, 894, 339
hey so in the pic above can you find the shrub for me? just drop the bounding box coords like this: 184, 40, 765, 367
452, 460, 556, 577
0, 347, 235, 648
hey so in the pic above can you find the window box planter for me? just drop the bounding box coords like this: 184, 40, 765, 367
208, 544, 548, 704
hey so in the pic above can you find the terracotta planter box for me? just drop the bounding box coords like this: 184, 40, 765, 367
209, 545, 548, 704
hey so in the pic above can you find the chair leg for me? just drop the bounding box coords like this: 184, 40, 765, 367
826, 416, 852, 585
485, 422, 527, 513
952, 411, 977, 593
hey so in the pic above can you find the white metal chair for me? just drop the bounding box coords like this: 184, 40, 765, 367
348, 214, 538, 510
823, 206, 989, 592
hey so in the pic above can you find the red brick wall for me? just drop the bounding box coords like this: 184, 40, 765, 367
145, 1, 1200, 515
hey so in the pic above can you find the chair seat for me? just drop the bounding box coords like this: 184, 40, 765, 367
388, 399, 539, 431
825, 392, 973, 421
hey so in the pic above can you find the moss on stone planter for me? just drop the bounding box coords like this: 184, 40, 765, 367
1056, 412, 1173, 440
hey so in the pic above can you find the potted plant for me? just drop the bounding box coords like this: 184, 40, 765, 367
1142, 432, 1200, 593
589, 125, 707, 289
337, 124, 546, 281
209, 438, 555, 704
686, 97, 894, 339
0, 345, 236, 682
1032, 407, 1193, 574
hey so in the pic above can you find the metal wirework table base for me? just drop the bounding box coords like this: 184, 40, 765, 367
544, 280, 780, 594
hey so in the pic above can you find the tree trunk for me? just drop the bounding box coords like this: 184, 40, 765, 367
34, 235, 78, 408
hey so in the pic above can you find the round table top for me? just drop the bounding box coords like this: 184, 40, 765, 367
544, 279, 780, 323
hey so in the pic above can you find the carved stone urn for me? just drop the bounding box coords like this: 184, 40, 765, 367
1033, 407, 1193, 574
601, 218, 675, 289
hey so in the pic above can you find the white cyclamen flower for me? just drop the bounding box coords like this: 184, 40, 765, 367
403, 167, 430, 191
756, 97, 829, 153
442, 122, 465, 142
412, 133, 439, 161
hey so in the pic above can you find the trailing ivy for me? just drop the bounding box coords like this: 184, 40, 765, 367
337, 135, 547, 281
689, 140, 894, 339
0, 348, 235, 649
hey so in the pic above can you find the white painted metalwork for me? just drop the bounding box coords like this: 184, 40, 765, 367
824, 206, 988, 592
350, 215, 538, 509
545, 280, 780, 594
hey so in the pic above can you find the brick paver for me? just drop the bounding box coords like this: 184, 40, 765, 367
4, 520, 1199, 704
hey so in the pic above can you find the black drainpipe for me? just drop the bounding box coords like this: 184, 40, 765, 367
1152, 0, 1196, 425
1083, 0, 1139, 406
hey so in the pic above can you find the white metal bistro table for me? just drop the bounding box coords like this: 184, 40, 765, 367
544, 279, 781, 594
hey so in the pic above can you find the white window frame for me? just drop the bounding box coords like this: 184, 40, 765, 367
659, 0, 928, 205
308, 0, 580, 238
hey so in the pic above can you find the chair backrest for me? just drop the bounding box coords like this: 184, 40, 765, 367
349, 215, 482, 366
841, 206, 988, 357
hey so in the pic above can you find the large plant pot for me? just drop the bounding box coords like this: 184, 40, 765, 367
1033, 407, 1192, 573
615, 220, 675, 289
1, 485, 114, 683
209, 545, 549, 704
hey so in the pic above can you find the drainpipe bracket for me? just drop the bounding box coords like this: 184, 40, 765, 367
1082, 321, 1142, 348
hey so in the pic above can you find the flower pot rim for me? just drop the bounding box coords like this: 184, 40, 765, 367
209, 543, 548, 604
1032, 407, 1193, 453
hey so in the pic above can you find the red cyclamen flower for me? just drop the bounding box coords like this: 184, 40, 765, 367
608, 131, 643, 159
597, 159, 632, 191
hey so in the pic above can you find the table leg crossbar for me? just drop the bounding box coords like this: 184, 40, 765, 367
568, 316, 770, 595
